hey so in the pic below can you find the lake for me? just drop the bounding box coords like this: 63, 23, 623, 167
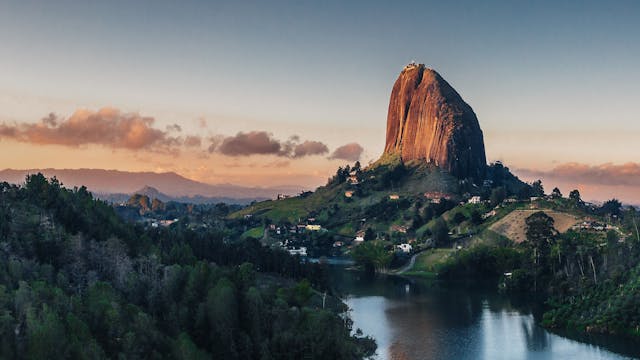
330, 270, 639, 360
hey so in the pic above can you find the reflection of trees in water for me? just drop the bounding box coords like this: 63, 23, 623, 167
521, 318, 549, 352
389, 341, 410, 360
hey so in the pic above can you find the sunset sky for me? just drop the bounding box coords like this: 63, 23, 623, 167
1, 1, 639, 202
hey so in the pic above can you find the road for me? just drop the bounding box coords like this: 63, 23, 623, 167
394, 251, 422, 274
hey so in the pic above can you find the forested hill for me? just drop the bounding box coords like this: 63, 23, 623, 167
0, 174, 375, 359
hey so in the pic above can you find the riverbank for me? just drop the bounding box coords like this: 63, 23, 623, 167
332, 269, 640, 359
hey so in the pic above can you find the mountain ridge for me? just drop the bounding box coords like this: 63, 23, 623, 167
0, 168, 303, 203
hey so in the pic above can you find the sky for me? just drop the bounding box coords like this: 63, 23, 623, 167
0, 0, 639, 202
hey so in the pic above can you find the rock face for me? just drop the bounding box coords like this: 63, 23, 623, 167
384, 63, 487, 181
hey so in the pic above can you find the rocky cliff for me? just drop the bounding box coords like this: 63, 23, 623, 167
384, 63, 487, 181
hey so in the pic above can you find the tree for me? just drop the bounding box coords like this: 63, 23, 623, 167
569, 189, 582, 205
431, 218, 449, 247
551, 187, 562, 199
599, 199, 622, 217
489, 187, 506, 207
364, 228, 376, 241
452, 212, 467, 225
353, 161, 361, 173
470, 210, 483, 225
525, 211, 557, 292
531, 180, 545, 197
351, 241, 392, 274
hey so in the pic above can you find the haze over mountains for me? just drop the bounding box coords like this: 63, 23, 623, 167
0, 168, 303, 204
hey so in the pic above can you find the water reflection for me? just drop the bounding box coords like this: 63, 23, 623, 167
334, 271, 638, 360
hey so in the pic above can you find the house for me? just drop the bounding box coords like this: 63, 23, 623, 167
468, 196, 481, 204
244, 214, 253, 219
482, 210, 496, 219
389, 194, 400, 200
424, 192, 453, 204
333, 241, 344, 247
347, 176, 359, 185
288, 247, 307, 256
345, 191, 354, 198
397, 243, 412, 253
353, 236, 365, 244
390, 224, 407, 233
276, 194, 291, 200
306, 224, 321, 231
159, 219, 178, 227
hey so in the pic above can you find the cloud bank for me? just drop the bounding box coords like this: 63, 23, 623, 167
516, 162, 640, 187
0, 108, 365, 165
0, 108, 179, 151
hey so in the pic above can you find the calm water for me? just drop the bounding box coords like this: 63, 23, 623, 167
330, 270, 639, 360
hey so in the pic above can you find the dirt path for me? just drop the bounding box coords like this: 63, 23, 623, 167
394, 251, 422, 274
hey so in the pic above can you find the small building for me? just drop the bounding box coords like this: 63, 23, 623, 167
345, 191, 354, 198
424, 191, 453, 203
288, 247, 307, 256
347, 176, 359, 185
482, 210, 496, 219
468, 196, 481, 204
397, 243, 412, 253
333, 241, 344, 247
353, 236, 365, 244
276, 194, 291, 200
306, 224, 322, 231
389, 194, 400, 200
391, 224, 408, 233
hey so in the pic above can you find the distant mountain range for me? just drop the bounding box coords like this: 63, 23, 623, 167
0, 168, 304, 204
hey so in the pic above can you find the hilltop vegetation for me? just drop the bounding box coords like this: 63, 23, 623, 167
0, 174, 375, 359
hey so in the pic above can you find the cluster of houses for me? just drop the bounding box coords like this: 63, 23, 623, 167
424, 191, 454, 204
150, 218, 179, 228
268, 221, 323, 235
573, 220, 618, 232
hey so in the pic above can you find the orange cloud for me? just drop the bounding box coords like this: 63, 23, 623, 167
293, 140, 329, 158
516, 162, 640, 187
210, 131, 329, 158
0, 108, 189, 151
329, 142, 364, 161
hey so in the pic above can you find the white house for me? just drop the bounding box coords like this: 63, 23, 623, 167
353, 236, 365, 244
397, 243, 412, 253
288, 247, 307, 256
468, 196, 481, 204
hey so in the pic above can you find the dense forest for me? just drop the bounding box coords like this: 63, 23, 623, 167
0, 174, 375, 359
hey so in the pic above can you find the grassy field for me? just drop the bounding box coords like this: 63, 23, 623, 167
489, 209, 581, 243
402, 248, 455, 277
242, 226, 264, 239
